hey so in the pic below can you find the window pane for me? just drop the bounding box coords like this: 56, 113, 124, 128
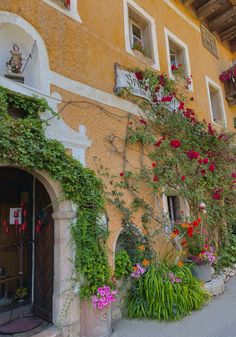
132, 23, 142, 40
210, 86, 224, 123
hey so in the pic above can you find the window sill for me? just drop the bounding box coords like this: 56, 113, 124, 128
42, 0, 82, 23
126, 47, 159, 70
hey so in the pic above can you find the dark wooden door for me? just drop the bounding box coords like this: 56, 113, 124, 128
33, 179, 54, 322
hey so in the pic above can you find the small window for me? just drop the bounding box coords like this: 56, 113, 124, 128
209, 85, 224, 124
169, 40, 187, 76
124, 0, 160, 69
201, 25, 218, 58
167, 196, 181, 228
49, 0, 70, 10
128, 7, 152, 59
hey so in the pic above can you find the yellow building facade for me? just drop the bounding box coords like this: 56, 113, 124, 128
0, 0, 235, 336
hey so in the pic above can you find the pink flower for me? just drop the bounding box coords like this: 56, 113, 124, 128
231, 173, 236, 179
201, 169, 206, 175
203, 158, 209, 164
212, 190, 221, 200
161, 96, 173, 102
170, 139, 181, 148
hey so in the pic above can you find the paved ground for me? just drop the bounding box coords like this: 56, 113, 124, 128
112, 276, 236, 337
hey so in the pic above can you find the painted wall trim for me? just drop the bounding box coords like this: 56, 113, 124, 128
164, 0, 200, 33
164, 27, 193, 91
42, 0, 82, 23
50, 71, 141, 116
205, 75, 227, 128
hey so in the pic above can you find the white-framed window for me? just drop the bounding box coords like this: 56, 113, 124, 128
123, 0, 160, 70
42, 0, 81, 23
162, 194, 189, 230
164, 28, 193, 91
205, 76, 227, 127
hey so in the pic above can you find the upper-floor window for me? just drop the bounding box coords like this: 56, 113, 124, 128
42, 0, 81, 22
123, 0, 160, 70
164, 28, 193, 91
206, 77, 227, 126
201, 25, 218, 58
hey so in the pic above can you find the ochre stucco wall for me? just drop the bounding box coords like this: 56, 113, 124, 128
1, 0, 235, 264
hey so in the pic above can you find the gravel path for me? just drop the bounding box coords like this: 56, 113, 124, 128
112, 276, 236, 337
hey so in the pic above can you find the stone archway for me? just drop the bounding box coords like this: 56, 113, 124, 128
0, 164, 80, 337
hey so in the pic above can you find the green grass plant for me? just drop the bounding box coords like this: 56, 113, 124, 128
123, 264, 210, 321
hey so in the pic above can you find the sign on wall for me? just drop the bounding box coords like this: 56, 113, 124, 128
114, 64, 179, 112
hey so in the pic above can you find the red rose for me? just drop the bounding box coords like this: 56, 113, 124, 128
213, 189, 221, 200
120, 172, 124, 177
203, 158, 209, 164
231, 173, 236, 179
201, 169, 206, 175
152, 163, 157, 167
198, 159, 203, 164
162, 96, 173, 102
178, 102, 185, 110
187, 150, 200, 159
135, 71, 143, 81
198, 218, 201, 222
154, 139, 162, 147
139, 119, 147, 125
172, 228, 180, 235
171, 64, 177, 71
193, 220, 198, 227
208, 123, 215, 136
170, 139, 181, 148
153, 175, 159, 182
187, 227, 194, 237
209, 164, 215, 172
181, 175, 186, 181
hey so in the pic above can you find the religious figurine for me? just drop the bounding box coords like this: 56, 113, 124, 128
6, 43, 23, 74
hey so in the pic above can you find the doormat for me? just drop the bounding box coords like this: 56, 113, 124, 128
0, 317, 42, 335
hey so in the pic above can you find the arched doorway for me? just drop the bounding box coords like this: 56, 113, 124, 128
0, 167, 54, 323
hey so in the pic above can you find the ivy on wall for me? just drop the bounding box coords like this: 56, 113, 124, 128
0, 86, 110, 298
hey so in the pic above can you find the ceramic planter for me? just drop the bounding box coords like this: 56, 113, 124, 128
191, 263, 212, 282
80, 300, 112, 337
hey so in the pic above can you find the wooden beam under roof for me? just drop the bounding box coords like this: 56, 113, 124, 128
220, 24, 236, 41
196, 0, 225, 20
208, 6, 236, 31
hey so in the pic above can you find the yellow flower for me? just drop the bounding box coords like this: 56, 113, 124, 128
142, 259, 150, 266
170, 233, 177, 239
138, 245, 145, 251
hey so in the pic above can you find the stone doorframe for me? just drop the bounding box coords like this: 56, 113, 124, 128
0, 163, 80, 337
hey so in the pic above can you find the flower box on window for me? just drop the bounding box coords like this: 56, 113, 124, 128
219, 65, 236, 106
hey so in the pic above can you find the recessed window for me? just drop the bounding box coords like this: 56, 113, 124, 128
167, 196, 181, 228
206, 77, 226, 126
124, 0, 160, 69
42, 0, 81, 22
201, 25, 218, 58
164, 28, 193, 90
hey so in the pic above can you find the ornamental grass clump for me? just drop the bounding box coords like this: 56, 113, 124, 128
123, 264, 210, 321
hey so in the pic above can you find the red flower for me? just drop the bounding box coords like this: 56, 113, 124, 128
187, 227, 194, 237
172, 228, 180, 235
120, 172, 124, 177
178, 102, 185, 110
213, 191, 221, 200
161, 96, 173, 102
135, 71, 144, 81
155, 85, 160, 92
208, 123, 215, 136
198, 159, 203, 164
170, 139, 181, 148
198, 218, 201, 222
201, 169, 206, 175
152, 162, 157, 167
203, 158, 209, 164
181, 175, 186, 181
193, 220, 198, 227
187, 150, 200, 159
153, 175, 159, 182
171, 64, 178, 71
139, 119, 147, 125
231, 173, 236, 179
209, 164, 215, 172
154, 139, 162, 147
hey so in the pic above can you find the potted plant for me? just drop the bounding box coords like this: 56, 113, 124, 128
171, 219, 216, 282
80, 285, 118, 337
219, 64, 236, 105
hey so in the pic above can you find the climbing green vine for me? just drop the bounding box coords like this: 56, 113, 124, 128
0, 86, 110, 298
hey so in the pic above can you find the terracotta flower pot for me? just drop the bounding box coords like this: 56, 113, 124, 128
80, 300, 112, 337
